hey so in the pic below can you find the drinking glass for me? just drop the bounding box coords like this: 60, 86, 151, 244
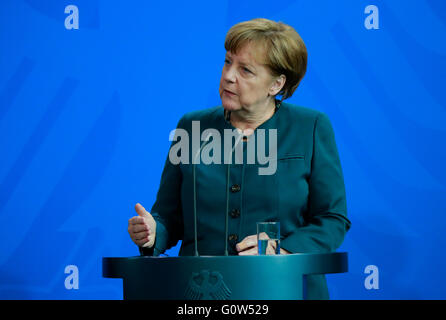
257, 222, 280, 255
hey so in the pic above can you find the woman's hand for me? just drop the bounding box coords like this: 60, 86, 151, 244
235, 234, 291, 255
128, 203, 157, 248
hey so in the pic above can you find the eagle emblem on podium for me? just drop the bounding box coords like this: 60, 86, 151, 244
184, 270, 231, 300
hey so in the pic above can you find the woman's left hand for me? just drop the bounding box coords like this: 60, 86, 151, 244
235, 234, 291, 255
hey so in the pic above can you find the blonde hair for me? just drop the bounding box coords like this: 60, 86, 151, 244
224, 18, 307, 101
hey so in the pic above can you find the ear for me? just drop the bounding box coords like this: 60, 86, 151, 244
269, 74, 286, 96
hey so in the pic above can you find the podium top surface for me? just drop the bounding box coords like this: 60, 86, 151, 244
103, 252, 348, 279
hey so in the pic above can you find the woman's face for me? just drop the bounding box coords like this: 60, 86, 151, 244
219, 42, 282, 113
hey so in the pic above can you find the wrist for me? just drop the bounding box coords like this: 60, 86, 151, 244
139, 245, 155, 256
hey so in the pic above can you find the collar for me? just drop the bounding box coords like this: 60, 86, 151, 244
224, 99, 282, 124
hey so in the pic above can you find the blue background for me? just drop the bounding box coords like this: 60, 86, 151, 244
1, 0, 445, 299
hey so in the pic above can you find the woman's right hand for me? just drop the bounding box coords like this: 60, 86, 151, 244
128, 203, 157, 248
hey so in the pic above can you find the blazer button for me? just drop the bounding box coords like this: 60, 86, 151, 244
228, 234, 238, 242
230, 209, 240, 218
231, 184, 241, 193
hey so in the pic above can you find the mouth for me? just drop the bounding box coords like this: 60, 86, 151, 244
223, 89, 236, 96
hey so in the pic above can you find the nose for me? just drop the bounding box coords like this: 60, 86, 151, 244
223, 64, 236, 83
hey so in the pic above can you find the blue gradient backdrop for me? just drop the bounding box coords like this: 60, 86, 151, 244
0, 0, 445, 299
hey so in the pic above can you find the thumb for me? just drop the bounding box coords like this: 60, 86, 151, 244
135, 203, 151, 218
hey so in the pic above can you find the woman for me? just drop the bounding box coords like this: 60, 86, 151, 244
128, 18, 351, 299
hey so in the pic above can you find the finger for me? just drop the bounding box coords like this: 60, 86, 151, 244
141, 239, 154, 248
129, 216, 144, 225
129, 216, 146, 225
135, 236, 150, 246
269, 239, 277, 250
135, 203, 151, 219
128, 224, 151, 238
132, 224, 149, 233
236, 235, 257, 252
238, 246, 258, 256
266, 242, 276, 255
258, 231, 270, 241
132, 231, 147, 244
133, 231, 150, 241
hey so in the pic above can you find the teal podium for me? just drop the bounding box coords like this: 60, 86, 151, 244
102, 252, 348, 300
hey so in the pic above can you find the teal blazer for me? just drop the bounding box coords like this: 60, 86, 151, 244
141, 101, 351, 300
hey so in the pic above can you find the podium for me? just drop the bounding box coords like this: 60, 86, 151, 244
102, 252, 348, 300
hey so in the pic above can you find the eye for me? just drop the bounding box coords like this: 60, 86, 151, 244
242, 67, 252, 74
224, 59, 231, 64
